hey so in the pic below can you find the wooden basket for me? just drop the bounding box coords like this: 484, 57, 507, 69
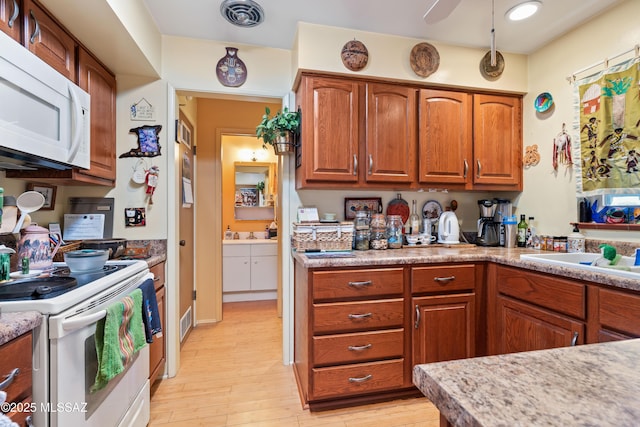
292, 222, 354, 252
53, 241, 81, 262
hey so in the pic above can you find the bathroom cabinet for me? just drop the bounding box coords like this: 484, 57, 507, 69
222, 242, 277, 302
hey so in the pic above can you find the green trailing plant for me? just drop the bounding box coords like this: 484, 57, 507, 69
255, 107, 300, 149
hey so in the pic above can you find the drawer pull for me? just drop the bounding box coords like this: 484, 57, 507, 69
348, 374, 373, 383
348, 344, 372, 351
348, 280, 372, 287
0, 368, 19, 391
348, 313, 372, 320
570, 331, 579, 346
433, 276, 455, 283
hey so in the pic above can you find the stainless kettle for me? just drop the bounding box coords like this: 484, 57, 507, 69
437, 211, 460, 244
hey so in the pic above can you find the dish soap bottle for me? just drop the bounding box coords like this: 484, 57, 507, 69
567, 223, 585, 253
224, 226, 233, 240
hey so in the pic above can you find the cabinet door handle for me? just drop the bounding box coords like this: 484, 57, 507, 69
570, 331, 579, 346
476, 159, 481, 178
433, 276, 455, 283
353, 155, 358, 176
348, 312, 372, 320
348, 280, 372, 287
0, 368, 19, 391
368, 154, 373, 175
8, 0, 19, 28
463, 159, 468, 178
179, 240, 186, 246
348, 374, 372, 383
29, 10, 40, 44
348, 344, 372, 351
26, 415, 33, 427
414, 305, 420, 329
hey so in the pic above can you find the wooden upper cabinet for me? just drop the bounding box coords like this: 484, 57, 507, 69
297, 75, 360, 184
22, 0, 76, 81
77, 47, 116, 183
0, 0, 21, 42
418, 89, 472, 187
365, 83, 417, 184
473, 94, 522, 190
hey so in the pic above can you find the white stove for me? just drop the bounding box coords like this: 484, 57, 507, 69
1, 259, 152, 427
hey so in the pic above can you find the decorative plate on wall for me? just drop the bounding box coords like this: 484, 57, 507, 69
480, 51, 505, 78
410, 42, 440, 77
341, 39, 369, 71
216, 47, 247, 87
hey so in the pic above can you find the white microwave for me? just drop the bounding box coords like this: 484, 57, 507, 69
0, 31, 90, 170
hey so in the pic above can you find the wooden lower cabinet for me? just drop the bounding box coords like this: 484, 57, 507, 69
588, 286, 640, 342
491, 265, 586, 354
294, 264, 415, 409
497, 296, 584, 354
413, 293, 475, 365
0, 333, 33, 427
149, 262, 166, 386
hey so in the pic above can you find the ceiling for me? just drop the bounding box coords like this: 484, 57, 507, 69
142, 0, 623, 54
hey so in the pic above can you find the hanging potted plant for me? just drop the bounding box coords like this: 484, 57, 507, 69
256, 106, 300, 155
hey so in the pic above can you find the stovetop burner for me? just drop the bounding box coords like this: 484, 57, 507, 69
0, 277, 78, 300
50, 264, 122, 277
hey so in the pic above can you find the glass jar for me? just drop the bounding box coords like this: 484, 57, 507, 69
354, 210, 371, 231
354, 229, 370, 251
386, 215, 403, 249
369, 229, 388, 250
370, 213, 386, 229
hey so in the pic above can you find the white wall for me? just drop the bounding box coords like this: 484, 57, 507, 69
520, 0, 640, 240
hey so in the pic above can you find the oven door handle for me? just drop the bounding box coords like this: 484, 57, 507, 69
62, 310, 106, 332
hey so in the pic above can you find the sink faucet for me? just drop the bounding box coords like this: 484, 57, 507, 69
248, 231, 256, 239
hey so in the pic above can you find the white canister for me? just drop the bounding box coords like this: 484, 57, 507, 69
567, 224, 585, 253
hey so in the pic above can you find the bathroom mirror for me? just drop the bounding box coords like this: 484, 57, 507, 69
234, 162, 276, 220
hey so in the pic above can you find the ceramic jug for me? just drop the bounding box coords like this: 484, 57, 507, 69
17, 224, 62, 270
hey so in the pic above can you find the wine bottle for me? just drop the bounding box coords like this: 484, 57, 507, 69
517, 214, 528, 247
409, 200, 421, 235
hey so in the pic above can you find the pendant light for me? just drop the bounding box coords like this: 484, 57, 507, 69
490, 0, 496, 67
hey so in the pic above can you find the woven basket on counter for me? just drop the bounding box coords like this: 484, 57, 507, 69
53, 241, 82, 262
292, 222, 354, 252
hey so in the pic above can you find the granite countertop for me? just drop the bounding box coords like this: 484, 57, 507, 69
413, 339, 640, 427
0, 311, 42, 346
223, 239, 278, 245
292, 246, 640, 292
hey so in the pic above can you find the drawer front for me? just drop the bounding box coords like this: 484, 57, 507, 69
313, 299, 404, 334
313, 329, 404, 366
497, 266, 585, 319
0, 333, 32, 405
223, 244, 251, 257
149, 262, 165, 290
311, 359, 405, 399
599, 288, 640, 337
412, 264, 475, 293
251, 243, 277, 256
312, 268, 404, 300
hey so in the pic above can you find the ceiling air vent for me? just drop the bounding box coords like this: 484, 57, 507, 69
220, 0, 265, 27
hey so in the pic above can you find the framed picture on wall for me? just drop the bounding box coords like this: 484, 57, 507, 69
344, 197, 382, 220
27, 183, 56, 210
178, 120, 191, 149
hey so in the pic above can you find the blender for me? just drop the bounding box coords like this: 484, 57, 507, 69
476, 199, 499, 246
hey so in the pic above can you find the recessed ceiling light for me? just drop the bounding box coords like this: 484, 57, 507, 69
505, 1, 542, 21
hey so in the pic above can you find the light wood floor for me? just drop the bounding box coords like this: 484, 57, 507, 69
149, 300, 440, 426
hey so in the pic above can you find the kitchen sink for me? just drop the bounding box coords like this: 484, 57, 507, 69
520, 252, 640, 280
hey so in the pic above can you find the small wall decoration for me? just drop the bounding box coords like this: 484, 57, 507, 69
125, 208, 146, 227
145, 165, 160, 205
216, 47, 247, 87
177, 120, 192, 148
523, 144, 541, 168
553, 123, 572, 171
341, 39, 369, 72
410, 42, 439, 78
130, 98, 155, 121
27, 183, 56, 210
120, 125, 162, 158
344, 197, 382, 220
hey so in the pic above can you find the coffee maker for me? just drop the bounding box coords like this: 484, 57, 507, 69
477, 199, 500, 246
